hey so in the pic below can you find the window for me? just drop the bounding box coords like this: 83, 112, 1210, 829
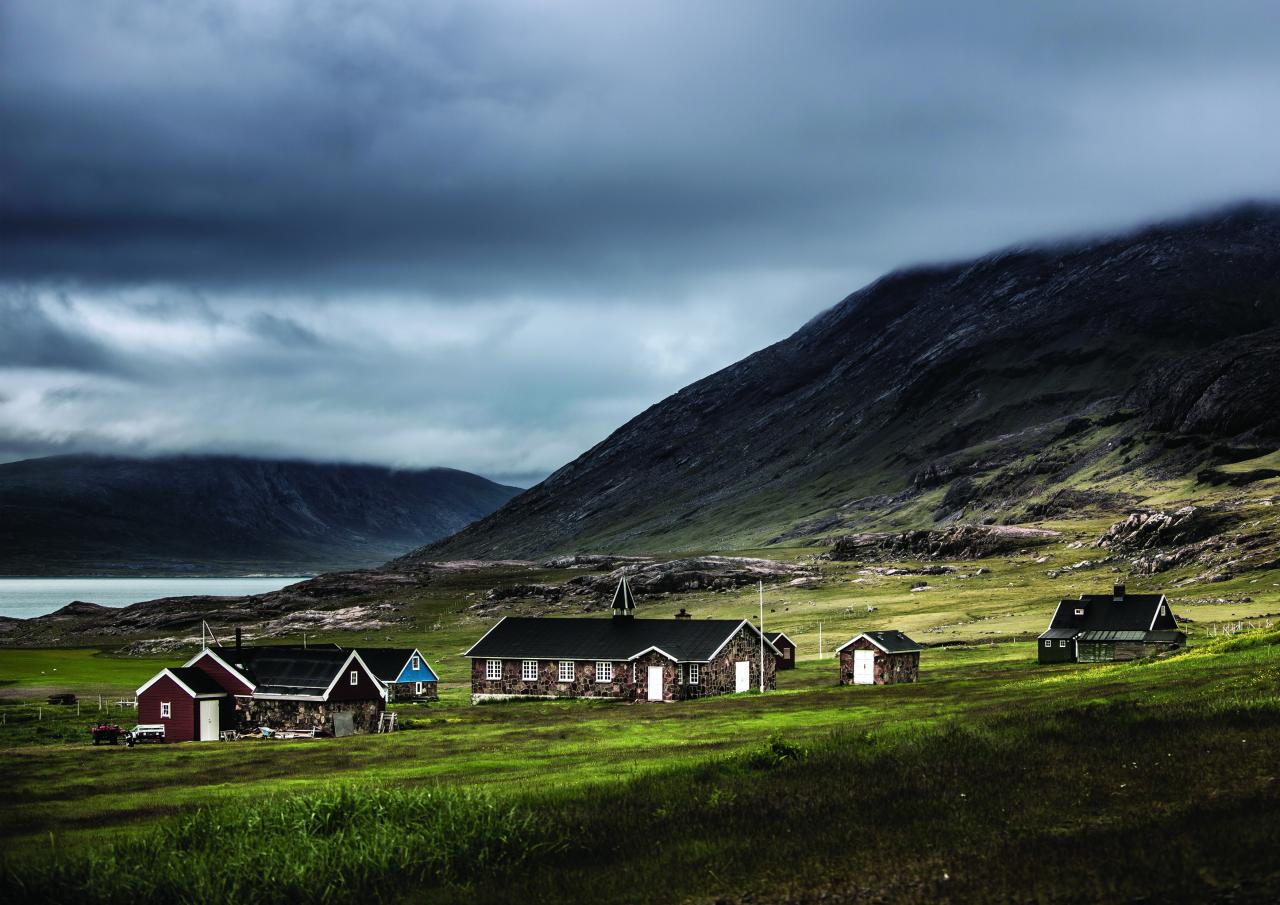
415, 681, 424, 695
1160, 605, 1167, 616
1074, 608, 1085, 616
1059, 640, 1068, 648
522, 660, 538, 681
350, 670, 359, 686
558, 660, 575, 682
1043, 640, 1052, 648
160, 702, 171, 718
688, 663, 700, 685
596, 661, 613, 683
411, 655, 421, 671
486, 659, 501, 681
785, 648, 792, 660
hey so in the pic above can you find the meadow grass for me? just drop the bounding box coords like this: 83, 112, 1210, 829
6, 628, 1280, 903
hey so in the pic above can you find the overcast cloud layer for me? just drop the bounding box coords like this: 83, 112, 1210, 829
3, 1, 1280, 485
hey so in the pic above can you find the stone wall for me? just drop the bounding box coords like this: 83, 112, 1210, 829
234, 696, 383, 734
389, 680, 438, 702
470, 658, 636, 701
838, 638, 920, 685
469, 625, 776, 703
1079, 640, 1182, 663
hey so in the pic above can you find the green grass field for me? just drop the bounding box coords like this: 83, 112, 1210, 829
4, 483, 1280, 902
4, 629, 1280, 903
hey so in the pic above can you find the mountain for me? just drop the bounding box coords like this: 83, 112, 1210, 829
416, 204, 1280, 561
0, 455, 520, 575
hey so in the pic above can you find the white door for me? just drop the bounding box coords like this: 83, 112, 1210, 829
735, 661, 750, 693
647, 665, 664, 701
853, 650, 875, 685
198, 699, 220, 741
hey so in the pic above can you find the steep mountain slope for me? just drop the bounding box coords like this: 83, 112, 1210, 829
0, 455, 520, 574
419, 205, 1280, 560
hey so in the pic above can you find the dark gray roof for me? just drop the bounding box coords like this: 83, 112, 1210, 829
169, 667, 228, 695
1044, 591, 1176, 636
230, 647, 355, 696
865, 630, 922, 654
357, 648, 419, 682
1039, 628, 1080, 641
1078, 629, 1185, 644
465, 616, 773, 662
765, 631, 794, 646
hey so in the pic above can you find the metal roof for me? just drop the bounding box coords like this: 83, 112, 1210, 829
167, 667, 228, 695
1038, 628, 1080, 641
835, 630, 923, 655
230, 647, 354, 695
465, 616, 774, 662
1044, 590, 1177, 635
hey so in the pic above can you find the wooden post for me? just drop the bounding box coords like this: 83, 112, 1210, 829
758, 580, 765, 693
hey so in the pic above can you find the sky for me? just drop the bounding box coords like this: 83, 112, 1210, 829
3, 1, 1280, 486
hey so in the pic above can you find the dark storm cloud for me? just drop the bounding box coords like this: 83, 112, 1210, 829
2, 1, 1279, 479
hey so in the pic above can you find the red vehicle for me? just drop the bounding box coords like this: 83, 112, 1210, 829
90, 724, 123, 745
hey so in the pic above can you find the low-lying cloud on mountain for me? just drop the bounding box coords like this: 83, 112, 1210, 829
3, 1, 1280, 484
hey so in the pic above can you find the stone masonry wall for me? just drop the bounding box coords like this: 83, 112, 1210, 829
839, 638, 920, 685
390, 680, 438, 702
234, 697, 383, 734
469, 625, 776, 702
470, 658, 636, 700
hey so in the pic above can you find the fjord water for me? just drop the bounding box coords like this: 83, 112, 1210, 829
0, 577, 306, 619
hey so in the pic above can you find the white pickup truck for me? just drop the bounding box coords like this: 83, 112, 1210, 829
128, 724, 166, 744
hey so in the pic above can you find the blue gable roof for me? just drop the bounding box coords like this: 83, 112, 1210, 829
395, 651, 438, 683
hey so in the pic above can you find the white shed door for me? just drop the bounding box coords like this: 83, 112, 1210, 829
735, 660, 750, 693
853, 650, 875, 685
647, 665, 664, 701
198, 699, 220, 741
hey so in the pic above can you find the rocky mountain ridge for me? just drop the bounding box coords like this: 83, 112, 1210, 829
418, 204, 1280, 560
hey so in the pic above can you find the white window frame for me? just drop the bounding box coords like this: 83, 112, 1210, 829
1160, 605, 1167, 616
486, 659, 501, 681
1074, 608, 1085, 616
595, 661, 613, 683
1043, 640, 1052, 648
411, 655, 421, 671
414, 681, 424, 695
160, 701, 171, 718
688, 663, 700, 685
1059, 640, 1068, 648
522, 659, 538, 681
349, 670, 359, 686
558, 660, 575, 683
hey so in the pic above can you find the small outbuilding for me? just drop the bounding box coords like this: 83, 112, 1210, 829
765, 631, 797, 670
359, 647, 440, 701
836, 630, 922, 685
136, 667, 229, 742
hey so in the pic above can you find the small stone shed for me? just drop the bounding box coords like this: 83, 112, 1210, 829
765, 631, 797, 670
836, 630, 922, 685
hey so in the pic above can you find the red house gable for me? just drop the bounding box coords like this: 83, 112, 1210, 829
327, 652, 385, 702
137, 673, 198, 741
185, 649, 254, 696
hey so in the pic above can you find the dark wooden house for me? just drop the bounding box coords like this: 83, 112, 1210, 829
765, 631, 797, 670
136, 667, 230, 742
359, 648, 439, 701
835, 630, 922, 685
465, 577, 779, 703
1038, 584, 1184, 664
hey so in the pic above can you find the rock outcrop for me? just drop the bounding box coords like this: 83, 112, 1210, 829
827, 525, 1059, 561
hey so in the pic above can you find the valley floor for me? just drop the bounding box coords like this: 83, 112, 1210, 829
4, 630, 1280, 903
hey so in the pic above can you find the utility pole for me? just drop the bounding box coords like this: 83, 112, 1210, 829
819, 621, 823, 658
758, 580, 765, 693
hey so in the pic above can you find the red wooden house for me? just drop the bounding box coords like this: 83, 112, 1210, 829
135, 667, 231, 742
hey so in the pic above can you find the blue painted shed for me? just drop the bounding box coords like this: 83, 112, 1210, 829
357, 648, 439, 701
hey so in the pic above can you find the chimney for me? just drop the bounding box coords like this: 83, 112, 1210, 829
674, 608, 692, 620
235, 627, 243, 657
611, 575, 637, 620
1113, 584, 1125, 602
